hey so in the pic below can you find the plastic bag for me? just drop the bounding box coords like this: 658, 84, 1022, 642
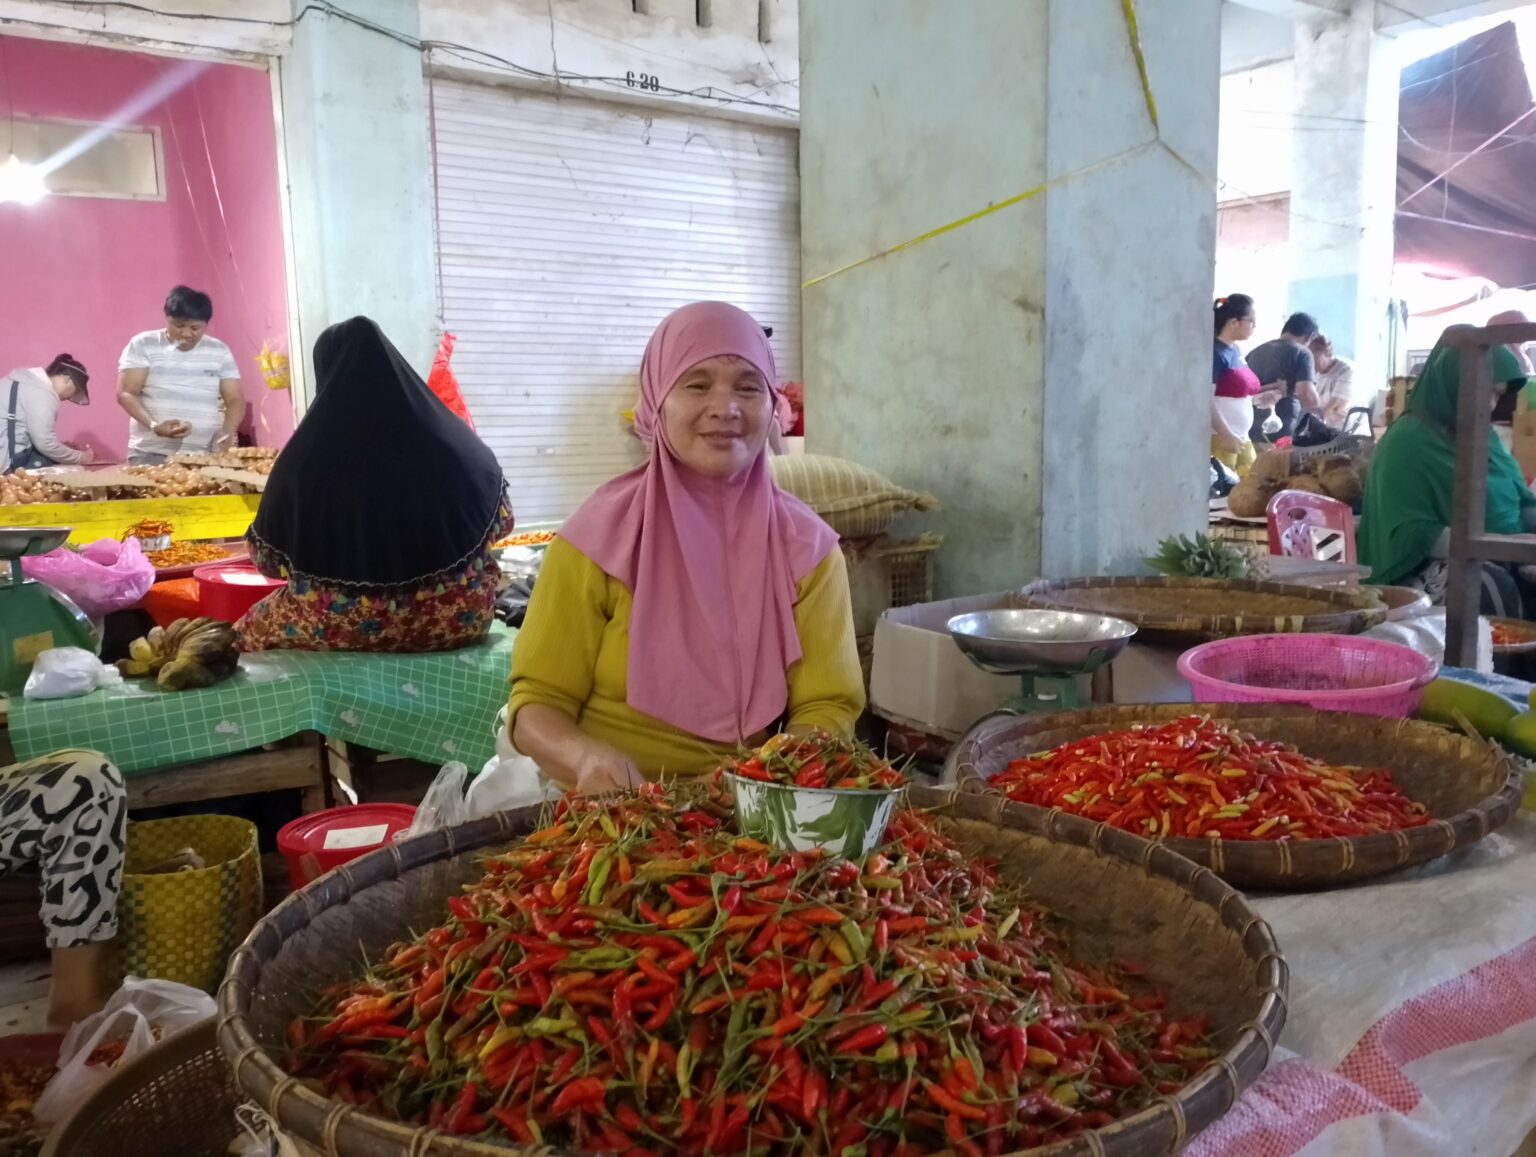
402, 760, 471, 838
33, 976, 216, 1124
426, 332, 475, 430
23, 647, 119, 700
21, 537, 155, 620
1209, 456, 1239, 499
402, 714, 559, 839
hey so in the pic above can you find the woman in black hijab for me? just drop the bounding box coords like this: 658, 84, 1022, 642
238, 317, 511, 652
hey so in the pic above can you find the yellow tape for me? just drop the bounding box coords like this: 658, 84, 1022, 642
1121, 0, 1159, 132
803, 182, 1047, 290
802, 4, 1166, 291
803, 144, 1153, 290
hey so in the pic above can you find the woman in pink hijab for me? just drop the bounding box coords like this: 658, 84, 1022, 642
508, 302, 864, 792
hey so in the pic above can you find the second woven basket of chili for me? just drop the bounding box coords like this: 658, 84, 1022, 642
989, 715, 1431, 841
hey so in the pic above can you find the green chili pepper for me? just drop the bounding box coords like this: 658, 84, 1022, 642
585, 851, 613, 906
840, 918, 868, 964
525, 1016, 578, 1038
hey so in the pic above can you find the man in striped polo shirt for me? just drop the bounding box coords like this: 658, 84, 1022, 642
116, 285, 245, 464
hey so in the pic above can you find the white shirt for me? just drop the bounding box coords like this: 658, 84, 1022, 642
119, 329, 240, 458
1316, 357, 1354, 428
3, 367, 84, 472
1211, 395, 1254, 445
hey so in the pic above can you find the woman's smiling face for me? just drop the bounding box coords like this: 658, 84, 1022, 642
660, 354, 774, 479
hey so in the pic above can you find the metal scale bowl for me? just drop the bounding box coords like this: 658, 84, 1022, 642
0, 527, 99, 696
947, 608, 1138, 714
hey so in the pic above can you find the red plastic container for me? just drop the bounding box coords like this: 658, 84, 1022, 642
277, 804, 418, 887
194, 562, 285, 622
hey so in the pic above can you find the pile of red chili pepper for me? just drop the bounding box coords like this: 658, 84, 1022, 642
726, 731, 905, 791
285, 782, 1214, 1155
991, 715, 1431, 841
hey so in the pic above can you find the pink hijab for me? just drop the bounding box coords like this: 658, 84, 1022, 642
560, 302, 838, 744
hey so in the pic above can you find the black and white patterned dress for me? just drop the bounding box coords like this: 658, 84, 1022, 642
0, 750, 126, 947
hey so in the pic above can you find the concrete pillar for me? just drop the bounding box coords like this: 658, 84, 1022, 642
279, 0, 436, 395
1288, 1, 1398, 397
801, 0, 1218, 595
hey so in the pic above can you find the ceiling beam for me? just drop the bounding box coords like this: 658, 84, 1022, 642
1377, 0, 1534, 32
1224, 0, 1350, 17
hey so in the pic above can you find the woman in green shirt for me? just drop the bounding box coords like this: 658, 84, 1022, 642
1358, 333, 1536, 615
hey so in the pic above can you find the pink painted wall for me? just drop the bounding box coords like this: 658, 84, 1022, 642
0, 35, 293, 461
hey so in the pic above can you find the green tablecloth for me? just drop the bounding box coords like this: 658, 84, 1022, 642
9, 624, 516, 775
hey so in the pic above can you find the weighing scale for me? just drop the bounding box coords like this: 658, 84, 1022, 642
947, 608, 1137, 715
0, 527, 100, 696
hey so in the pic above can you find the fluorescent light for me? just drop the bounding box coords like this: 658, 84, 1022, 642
0, 155, 47, 205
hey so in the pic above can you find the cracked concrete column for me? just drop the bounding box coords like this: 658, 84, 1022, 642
800, 0, 1218, 594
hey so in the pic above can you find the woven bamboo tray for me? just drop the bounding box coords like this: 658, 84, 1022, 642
217, 788, 1287, 1157
40, 1019, 242, 1157
1017, 577, 1387, 645
949, 704, 1520, 889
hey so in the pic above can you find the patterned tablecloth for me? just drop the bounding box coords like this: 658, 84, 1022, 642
9, 624, 515, 775
1191, 810, 1536, 1157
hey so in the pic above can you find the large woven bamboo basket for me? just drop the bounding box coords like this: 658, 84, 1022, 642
949, 704, 1521, 889
40, 1018, 242, 1157
1017, 577, 1386, 645
217, 787, 1287, 1157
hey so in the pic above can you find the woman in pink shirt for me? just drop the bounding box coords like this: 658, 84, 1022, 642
1212, 294, 1263, 476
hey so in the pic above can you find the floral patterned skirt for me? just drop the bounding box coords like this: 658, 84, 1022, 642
237, 568, 497, 654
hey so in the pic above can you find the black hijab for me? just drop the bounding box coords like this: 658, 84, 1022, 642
249, 317, 506, 590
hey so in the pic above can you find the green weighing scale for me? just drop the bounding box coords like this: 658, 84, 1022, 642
946, 608, 1138, 715
0, 526, 100, 696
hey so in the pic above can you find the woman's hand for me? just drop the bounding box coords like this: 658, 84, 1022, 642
511, 704, 643, 795
75, 446, 95, 465
569, 742, 644, 795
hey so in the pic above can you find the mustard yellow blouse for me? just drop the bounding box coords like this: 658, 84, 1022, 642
508, 538, 865, 777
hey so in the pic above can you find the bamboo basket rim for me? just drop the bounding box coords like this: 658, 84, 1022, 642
1488, 616, 1536, 654
39, 1017, 235, 1157
1016, 576, 1388, 642
216, 788, 1288, 1157
948, 703, 1522, 890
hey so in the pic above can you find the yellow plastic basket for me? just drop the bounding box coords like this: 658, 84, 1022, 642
115, 815, 262, 993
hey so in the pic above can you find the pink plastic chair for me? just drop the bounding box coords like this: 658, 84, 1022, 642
1266, 490, 1356, 564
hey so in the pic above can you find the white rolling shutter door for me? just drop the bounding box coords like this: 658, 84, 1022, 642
431, 81, 802, 523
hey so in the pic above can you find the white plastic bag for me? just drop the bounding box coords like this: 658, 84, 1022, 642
402, 713, 559, 838
33, 976, 216, 1124
402, 761, 471, 838
466, 750, 558, 814
23, 647, 118, 700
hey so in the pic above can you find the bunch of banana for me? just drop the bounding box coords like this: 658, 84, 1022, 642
116, 617, 241, 691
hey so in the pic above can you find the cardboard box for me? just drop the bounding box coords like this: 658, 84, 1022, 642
868, 593, 1026, 739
